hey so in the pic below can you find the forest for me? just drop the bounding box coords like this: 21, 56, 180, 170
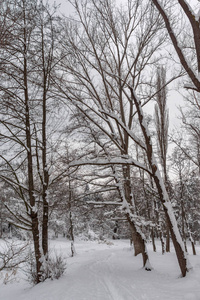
0, 0, 200, 292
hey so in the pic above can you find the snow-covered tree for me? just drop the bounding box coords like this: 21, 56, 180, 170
0, 0, 61, 283
55, 0, 190, 276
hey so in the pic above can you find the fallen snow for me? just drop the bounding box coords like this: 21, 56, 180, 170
0, 238, 200, 300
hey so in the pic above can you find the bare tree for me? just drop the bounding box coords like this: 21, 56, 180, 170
55, 0, 167, 270
54, 0, 191, 276
0, 0, 60, 283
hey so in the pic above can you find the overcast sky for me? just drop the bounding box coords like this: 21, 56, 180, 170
49, 0, 199, 131
54, 0, 200, 14
51, 0, 74, 16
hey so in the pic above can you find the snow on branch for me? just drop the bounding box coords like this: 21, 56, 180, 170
69, 157, 152, 175
100, 110, 146, 150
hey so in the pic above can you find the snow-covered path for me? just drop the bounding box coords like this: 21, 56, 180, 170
65, 247, 139, 300
1, 239, 200, 300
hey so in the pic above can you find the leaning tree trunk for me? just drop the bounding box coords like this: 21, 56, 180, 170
162, 205, 188, 276
166, 227, 170, 252
132, 87, 189, 277
152, 157, 189, 277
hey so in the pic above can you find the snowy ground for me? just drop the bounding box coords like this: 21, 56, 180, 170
0, 238, 200, 300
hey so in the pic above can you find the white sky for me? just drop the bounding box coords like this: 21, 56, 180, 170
52, 0, 74, 16
53, 0, 200, 15
50, 0, 198, 131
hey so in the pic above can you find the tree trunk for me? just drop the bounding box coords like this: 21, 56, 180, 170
191, 241, 196, 256
41, 26, 49, 258
69, 211, 74, 242
110, 161, 151, 270
163, 207, 188, 277
151, 228, 156, 252
153, 167, 189, 276
31, 213, 43, 283
23, 3, 43, 281
160, 231, 165, 255
166, 227, 170, 252
130, 226, 143, 256
123, 165, 151, 270
127, 215, 151, 270
42, 198, 48, 257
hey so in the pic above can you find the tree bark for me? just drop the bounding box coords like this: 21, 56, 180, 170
163, 206, 188, 276
160, 231, 165, 255
31, 213, 43, 283
127, 215, 150, 269
151, 228, 157, 252
166, 228, 170, 252
154, 177, 188, 277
